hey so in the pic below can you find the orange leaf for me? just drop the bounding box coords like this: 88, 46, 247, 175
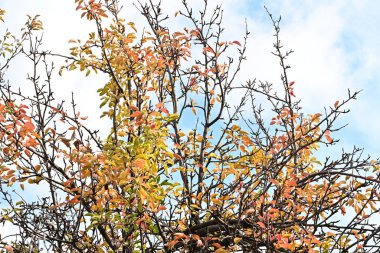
245, 208, 255, 215
130, 105, 139, 111
325, 134, 333, 144
287, 179, 297, 187
311, 236, 322, 244
133, 158, 146, 169
341, 206, 346, 215
203, 46, 214, 53
269, 178, 278, 185
192, 234, 201, 240
155, 102, 164, 109
174, 233, 187, 239
214, 249, 228, 253
212, 242, 222, 248
173, 153, 181, 160
130, 111, 142, 118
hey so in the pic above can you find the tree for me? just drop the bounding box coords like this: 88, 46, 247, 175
0, 1, 380, 252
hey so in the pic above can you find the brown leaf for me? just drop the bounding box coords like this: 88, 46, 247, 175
334, 100, 339, 109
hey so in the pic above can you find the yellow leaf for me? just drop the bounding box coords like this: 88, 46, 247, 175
139, 187, 147, 200
119, 170, 128, 180
191, 107, 197, 115
234, 237, 242, 244
211, 198, 223, 206
207, 153, 219, 158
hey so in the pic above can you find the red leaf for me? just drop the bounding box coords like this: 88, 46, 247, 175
232, 40, 241, 46
161, 107, 169, 114
257, 221, 266, 229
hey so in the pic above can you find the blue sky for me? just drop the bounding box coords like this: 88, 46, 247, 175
1, 0, 380, 236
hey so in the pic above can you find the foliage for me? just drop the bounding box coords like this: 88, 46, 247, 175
1, 1, 380, 252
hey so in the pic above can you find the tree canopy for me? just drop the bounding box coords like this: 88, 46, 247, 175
0, 1, 380, 252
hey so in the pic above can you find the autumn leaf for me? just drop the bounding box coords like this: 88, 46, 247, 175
324, 134, 333, 144
232, 40, 241, 46
257, 222, 266, 229
133, 158, 146, 169
130, 111, 143, 119
334, 100, 339, 109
